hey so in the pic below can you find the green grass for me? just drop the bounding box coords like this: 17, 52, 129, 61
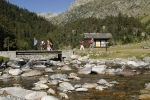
75, 41, 150, 60
0, 56, 9, 62
141, 14, 150, 29
141, 14, 150, 23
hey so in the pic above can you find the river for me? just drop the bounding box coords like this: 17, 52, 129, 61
0, 65, 149, 100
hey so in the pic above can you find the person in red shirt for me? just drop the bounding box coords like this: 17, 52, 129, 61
88, 38, 94, 50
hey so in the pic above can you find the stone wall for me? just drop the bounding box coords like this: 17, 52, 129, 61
0, 51, 16, 60
62, 50, 74, 58
0, 50, 74, 60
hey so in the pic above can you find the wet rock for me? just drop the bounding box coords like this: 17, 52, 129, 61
74, 84, 82, 88
59, 93, 69, 99
145, 83, 150, 90
0, 97, 11, 100
21, 59, 33, 69
127, 61, 139, 68
123, 69, 135, 76
58, 82, 75, 91
91, 65, 107, 74
0, 74, 11, 79
72, 60, 82, 64
41, 96, 58, 100
21, 67, 32, 72
44, 59, 53, 66
113, 92, 126, 98
139, 94, 150, 100
68, 72, 78, 79
82, 83, 98, 89
48, 80, 59, 85
78, 64, 92, 74
61, 65, 71, 71
60, 78, 70, 82
71, 64, 79, 68
105, 68, 116, 75
53, 61, 65, 66
95, 85, 107, 91
75, 88, 88, 92
0, 62, 7, 69
21, 70, 42, 77
38, 77, 48, 84
88, 59, 97, 64
143, 64, 150, 70
78, 56, 89, 62
115, 68, 123, 76
126, 60, 148, 69
45, 68, 53, 72
33, 82, 49, 90
97, 79, 109, 85
143, 57, 150, 63
109, 81, 119, 84
97, 59, 106, 65
47, 88, 56, 95
6, 60, 26, 68
128, 56, 138, 61
0, 87, 47, 100
0, 72, 2, 76
50, 74, 68, 80
113, 58, 127, 66
8, 69, 22, 76
140, 89, 150, 94
33, 64, 46, 68
71, 55, 80, 60
25, 91, 47, 100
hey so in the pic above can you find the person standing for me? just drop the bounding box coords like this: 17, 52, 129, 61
88, 38, 94, 50
47, 39, 52, 51
34, 37, 38, 50
40, 40, 45, 50
88, 39, 91, 47
80, 39, 84, 50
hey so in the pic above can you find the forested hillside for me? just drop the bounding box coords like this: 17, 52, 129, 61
49, 14, 149, 49
0, 0, 149, 51
0, 0, 57, 50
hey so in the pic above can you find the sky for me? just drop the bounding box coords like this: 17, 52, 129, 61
6, 0, 75, 14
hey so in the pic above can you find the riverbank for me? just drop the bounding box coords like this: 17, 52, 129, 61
0, 51, 149, 99
75, 41, 150, 59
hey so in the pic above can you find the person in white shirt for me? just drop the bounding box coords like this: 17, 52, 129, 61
40, 41, 45, 50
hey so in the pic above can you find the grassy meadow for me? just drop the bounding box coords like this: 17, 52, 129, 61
75, 41, 150, 60
141, 14, 150, 29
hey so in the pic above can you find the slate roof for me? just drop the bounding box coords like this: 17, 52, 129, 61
84, 33, 113, 39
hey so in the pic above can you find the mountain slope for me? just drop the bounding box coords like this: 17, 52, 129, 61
46, 0, 150, 26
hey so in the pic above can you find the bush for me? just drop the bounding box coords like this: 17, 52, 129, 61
0, 56, 9, 63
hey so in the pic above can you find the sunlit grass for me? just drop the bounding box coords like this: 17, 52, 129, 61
75, 41, 150, 59
141, 14, 150, 23
0, 56, 9, 62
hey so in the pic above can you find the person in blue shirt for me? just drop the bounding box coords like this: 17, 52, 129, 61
34, 38, 38, 50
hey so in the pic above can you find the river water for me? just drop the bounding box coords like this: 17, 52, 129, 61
0, 66, 150, 100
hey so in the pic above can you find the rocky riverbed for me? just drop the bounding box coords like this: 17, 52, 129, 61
0, 54, 150, 100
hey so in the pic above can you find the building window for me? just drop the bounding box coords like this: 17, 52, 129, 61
95, 40, 100, 47
101, 40, 106, 47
